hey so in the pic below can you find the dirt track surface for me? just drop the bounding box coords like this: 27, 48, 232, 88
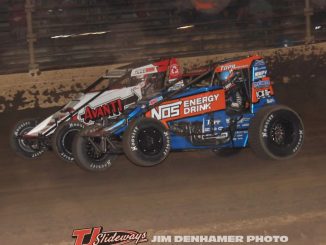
1, 81, 326, 245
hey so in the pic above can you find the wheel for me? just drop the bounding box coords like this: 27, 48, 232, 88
249, 105, 304, 160
72, 125, 117, 172
123, 117, 170, 166
213, 148, 242, 157
52, 121, 85, 163
10, 118, 45, 159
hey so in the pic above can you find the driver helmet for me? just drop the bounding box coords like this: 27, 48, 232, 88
219, 70, 233, 82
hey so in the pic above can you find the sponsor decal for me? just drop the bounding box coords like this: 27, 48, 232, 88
131, 65, 158, 77
151, 101, 182, 120
216, 56, 262, 73
149, 96, 163, 106
253, 65, 267, 72
221, 64, 236, 71
170, 64, 179, 75
253, 59, 266, 66
219, 63, 249, 72
78, 92, 139, 124
253, 80, 270, 88
168, 58, 182, 80
72, 226, 148, 245
253, 60, 268, 80
267, 98, 276, 104
256, 89, 272, 99
80, 99, 123, 123
254, 70, 268, 79
252, 85, 274, 103
147, 90, 225, 123
167, 81, 184, 92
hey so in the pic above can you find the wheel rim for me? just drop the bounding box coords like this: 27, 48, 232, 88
137, 127, 163, 156
62, 129, 79, 154
269, 119, 294, 147
84, 137, 107, 162
18, 126, 40, 153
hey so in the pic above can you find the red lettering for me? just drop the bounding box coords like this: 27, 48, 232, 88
72, 227, 102, 245
81, 99, 124, 123
102, 104, 111, 116
96, 107, 104, 118
83, 107, 93, 122
110, 101, 117, 114
91, 108, 98, 119
117, 99, 123, 112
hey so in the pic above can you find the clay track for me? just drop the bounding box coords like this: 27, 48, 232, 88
0, 94, 326, 245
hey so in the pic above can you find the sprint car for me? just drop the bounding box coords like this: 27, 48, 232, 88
10, 58, 182, 162
72, 55, 304, 172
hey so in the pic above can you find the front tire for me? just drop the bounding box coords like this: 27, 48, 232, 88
72, 126, 117, 172
52, 121, 85, 163
249, 105, 304, 160
10, 118, 45, 159
123, 118, 170, 166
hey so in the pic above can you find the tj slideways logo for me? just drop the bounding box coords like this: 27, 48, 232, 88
72, 226, 148, 245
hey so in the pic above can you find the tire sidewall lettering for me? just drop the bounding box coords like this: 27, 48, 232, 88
14, 121, 32, 136
58, 122, 85, 160
262, 113, 274, 138
68, 122, 85, 129
162, 130, 170, 156
31, 149, 45, 158
90, 159, 111, 169
293, 129, 304, 153
130, 126, 139, 151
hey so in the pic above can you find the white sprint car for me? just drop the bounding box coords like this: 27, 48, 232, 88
10, 58, 182, 162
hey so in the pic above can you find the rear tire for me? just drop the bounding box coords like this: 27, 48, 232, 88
72, 126, 117, 172
10, 118, 45, 159
249, 105, 304, 160
52, 121, 85, 163
123, 118, 170, 166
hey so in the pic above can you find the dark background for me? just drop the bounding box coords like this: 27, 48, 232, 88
0, 0, 325, 74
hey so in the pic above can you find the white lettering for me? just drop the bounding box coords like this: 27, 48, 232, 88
151, 101, 182, 120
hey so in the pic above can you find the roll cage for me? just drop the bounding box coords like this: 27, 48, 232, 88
146, 55, 262, 114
